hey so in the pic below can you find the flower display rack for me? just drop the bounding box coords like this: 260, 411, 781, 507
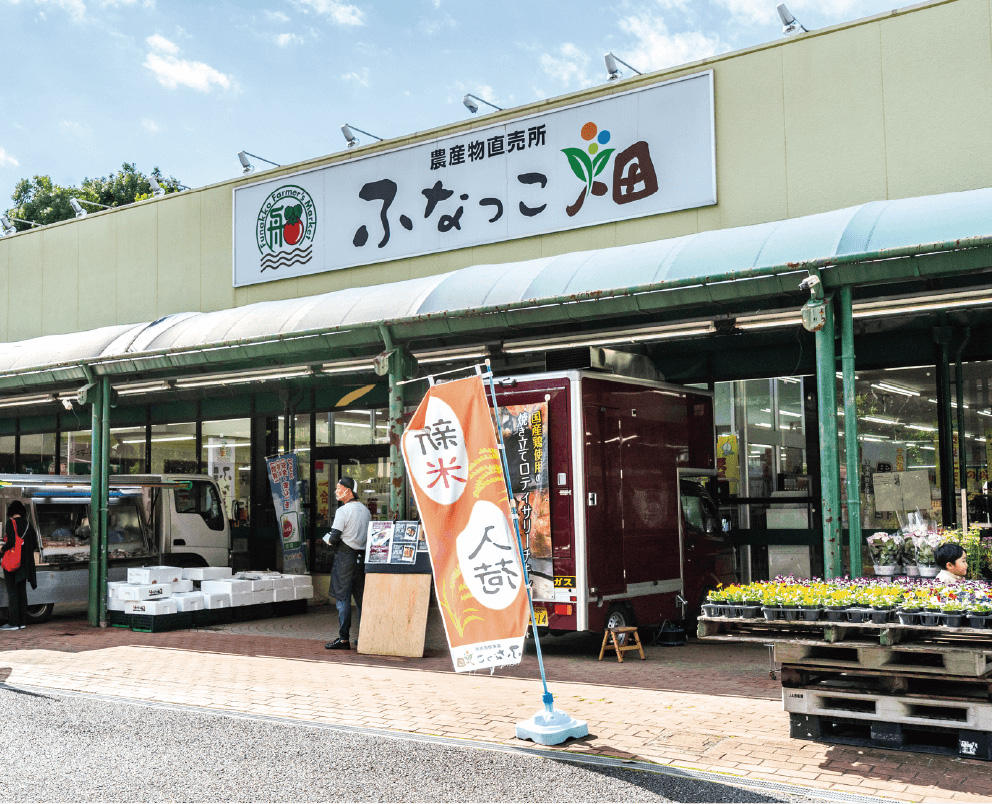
698, 615, 992, 648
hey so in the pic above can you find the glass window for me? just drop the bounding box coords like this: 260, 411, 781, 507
34, 501, 91, 562
201, 419, 250, 524
62, 429, 91, 475
174, 480, 225, 531
150, 422, 197, 474
313, 409, 389, 447
109, 426, 147, 474
20, 432, 55, 474
0, 436, 14, 473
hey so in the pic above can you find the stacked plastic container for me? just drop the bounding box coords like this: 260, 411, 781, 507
106, 565, 314, 631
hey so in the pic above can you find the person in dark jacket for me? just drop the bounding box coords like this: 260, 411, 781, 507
1, 500, 38, 630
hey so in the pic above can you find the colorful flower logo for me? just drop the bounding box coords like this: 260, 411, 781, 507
561, 121, 615, 216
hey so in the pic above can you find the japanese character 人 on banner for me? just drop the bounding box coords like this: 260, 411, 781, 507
402, 376, 529, 672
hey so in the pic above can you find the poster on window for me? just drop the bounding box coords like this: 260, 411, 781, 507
207, 438, 235, 520
497, 402, 552, 601
265, 454, 307, 574
402, 375, 529, 672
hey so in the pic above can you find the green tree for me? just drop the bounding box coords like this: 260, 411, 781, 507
5, 163, 185, 231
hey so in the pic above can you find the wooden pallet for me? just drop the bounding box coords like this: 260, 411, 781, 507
790, 712, 992, 760
784, 686, 992, 730
780, 665, 992, 702
773, 640, 992, 677
698, 615, 992, 647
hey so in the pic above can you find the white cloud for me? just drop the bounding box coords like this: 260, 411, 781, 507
291, 0, 364, 26
617, 13, 724, 72
143, 34, 233, 92
264, 9, 290, 23
141, 118, 160, 134
14, 0, 87, 20
420, 12, 454, 35
59, 119, 90, 137
275, 32, 304, 46
146, 33, 178, 54
539, 43, 595, 89
0, 147, 19, 168
712, 0, 878, 25
101, 0, 154, 7
341, 67, 370, 87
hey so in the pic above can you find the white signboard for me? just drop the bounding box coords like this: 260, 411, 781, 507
233, 71, 715, 288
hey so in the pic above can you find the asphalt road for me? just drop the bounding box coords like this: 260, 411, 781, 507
0, 685, 828, 803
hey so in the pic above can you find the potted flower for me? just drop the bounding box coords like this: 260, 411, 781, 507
913, 533, 942, 579
824, 587, 854, 622
797, 585, 824, 621
940, 596, 967, 628
867, 532, 903, 576
968, 599, 992, 629
868, 587, 900, 624
703, 587, 727, 618
918, 594, 943, 627
760, 585, 784, 621
897, 588, 926, 625
779, 586, 803, 621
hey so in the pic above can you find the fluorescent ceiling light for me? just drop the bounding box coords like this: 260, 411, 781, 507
862, 415, 900, 425
502, 322, 715, 354
861, 435, 890, 442
871, 382, 919, 397
175, 367, 312, 389
415, 348, 487, 364
122, 435, 196, 444
116, 381, 172, 396
0, 393, 56, 408
905, 424, 936, 432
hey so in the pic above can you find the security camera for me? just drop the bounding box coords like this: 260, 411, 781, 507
799, 275, 821, 292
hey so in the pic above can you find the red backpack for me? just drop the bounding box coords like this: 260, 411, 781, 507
1, 519, 23, 573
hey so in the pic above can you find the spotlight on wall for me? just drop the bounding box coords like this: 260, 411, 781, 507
0, 215, 15, 236
776, 3, 807, 35
604, 52, 642, 81
462, 93, 503, 114
70, 198, 114, 218
341, 124, 383, 149
149, 176, 165, 197
237, 150, 281, 175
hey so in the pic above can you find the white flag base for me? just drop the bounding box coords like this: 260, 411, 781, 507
515, 707, 589, 745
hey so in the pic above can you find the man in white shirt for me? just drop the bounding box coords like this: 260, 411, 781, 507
323, 477, 372, 650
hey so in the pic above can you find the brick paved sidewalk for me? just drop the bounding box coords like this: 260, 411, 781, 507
0, 615, 989, 803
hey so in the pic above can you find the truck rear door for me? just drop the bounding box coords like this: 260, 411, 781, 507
582, 403, 625, 595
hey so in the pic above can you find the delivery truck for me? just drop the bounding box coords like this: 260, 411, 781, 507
0, 474, 230, 623
491, 370, 737, 635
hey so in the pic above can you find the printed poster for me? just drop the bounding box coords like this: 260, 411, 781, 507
207, 438, 235, 520
497, 402, 552, 600
402, 375, 529, 672
265, 454, 307, 574
364, 521, 423, 565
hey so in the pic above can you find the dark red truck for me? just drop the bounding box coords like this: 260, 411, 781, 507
491, 370, 737, 634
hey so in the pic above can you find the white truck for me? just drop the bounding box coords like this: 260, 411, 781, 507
0, 474, 230, 623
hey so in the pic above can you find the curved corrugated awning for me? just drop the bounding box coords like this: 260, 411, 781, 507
3, 185, 992, 384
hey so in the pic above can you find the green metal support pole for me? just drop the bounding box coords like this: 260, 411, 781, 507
815, 295, 843, 578
935, 328, 955, 527
839, 287, 862, 577
87, 380, 103, 627
955, 329, 970, 520
379, 326, 407, 520
99, 375, 110, 626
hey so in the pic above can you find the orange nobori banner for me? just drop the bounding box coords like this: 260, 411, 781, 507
402, 375, 529, 672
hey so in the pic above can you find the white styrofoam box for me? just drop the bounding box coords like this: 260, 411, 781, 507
293, 585, 314, 600
248, 579, 275, 592
125, 598, 179, 615
182, 566, 234, 581
108, 581, 127, 593
236, 571, 281, 579
274, 587, 294, 602
172, 592, 205, 612
107, 596, 126, 612
230, 592, 253, 607
115, 583, 171, 601
200, 579, 252, 595
128, 566, 183, 585
202, 592, 231, 609
283, 574, 312, 587
251, 589, 275, 605
170, 579, 194, 593
271, 576, 294, 591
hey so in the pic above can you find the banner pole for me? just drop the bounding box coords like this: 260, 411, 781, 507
481, 366, 552, 706
482, 362, 587, 745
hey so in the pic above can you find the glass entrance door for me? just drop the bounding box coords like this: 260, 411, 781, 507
311, 445, 389, 573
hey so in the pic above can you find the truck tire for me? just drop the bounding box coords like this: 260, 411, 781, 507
605, 604, 636, 645
24, 603, 54, 625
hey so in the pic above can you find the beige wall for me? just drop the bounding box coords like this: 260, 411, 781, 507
3, 0, 987, 341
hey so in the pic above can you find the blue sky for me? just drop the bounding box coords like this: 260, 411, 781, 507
1, 0, 900, 207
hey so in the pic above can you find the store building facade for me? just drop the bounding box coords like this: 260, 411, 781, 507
2, 0, 992, 588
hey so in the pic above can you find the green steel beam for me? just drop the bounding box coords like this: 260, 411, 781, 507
935, 328, 956, 526
955, 329, 970, 513
838, 287, 862, 578
98, 375, 110, 627
815, 295, 843, 579
87, 379, 103, 627
379, 326, 408, 521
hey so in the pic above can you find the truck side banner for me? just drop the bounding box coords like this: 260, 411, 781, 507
402, 376, 530, 672
265, 454, 307, 575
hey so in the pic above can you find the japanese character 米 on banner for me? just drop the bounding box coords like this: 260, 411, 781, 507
265, 453, 307, 575
402, 376, 529, 672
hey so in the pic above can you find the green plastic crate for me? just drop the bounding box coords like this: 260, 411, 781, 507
130, 611, 194, 633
